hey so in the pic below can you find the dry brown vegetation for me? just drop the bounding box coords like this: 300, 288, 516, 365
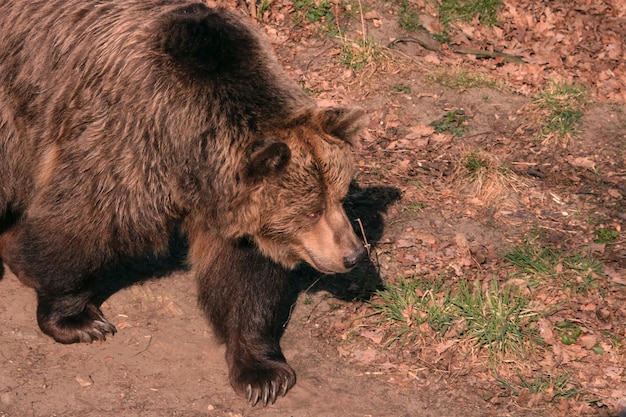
243, 0, 626, 415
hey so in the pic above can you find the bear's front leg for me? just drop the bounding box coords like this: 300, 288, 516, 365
224, 323, 296, 406
193, 236, 295, 406
7, 223, 117, 344
36, 292, 117, 344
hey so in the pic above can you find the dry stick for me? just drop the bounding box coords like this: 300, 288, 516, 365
356, 0, 366, 44
387, 33, 440, 52
356, 218, 371, 256
454, 49, 524, 64
333, 3, 349, 52
133, 335, 153, 356
387, 33, 525, 64
247, 0, 257, 19
284, 277, 321, 328
463, 130, 493, 138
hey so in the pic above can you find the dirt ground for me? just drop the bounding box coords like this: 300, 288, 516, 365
0, 267, 479, 417
2, 0, 626, 416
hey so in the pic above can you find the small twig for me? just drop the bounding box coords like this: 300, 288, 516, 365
356, 218, 371, 256
387, 34, 440, 52
356, 0, 366, 44
302, 277, 322, 297
454, 48, 525, 64
247, 0, 257, 19
511, 162, 547, 166
284, 277, 321, 328
463, 130, 493, 139
387, 31, 525, 65
133, 335, 153, 356
306, 45, 337, 71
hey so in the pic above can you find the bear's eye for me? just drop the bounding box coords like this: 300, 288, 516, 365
306, 211, 322, 223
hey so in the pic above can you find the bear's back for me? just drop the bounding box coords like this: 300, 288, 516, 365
0, 0, 309, 142
0, 0, 315, 254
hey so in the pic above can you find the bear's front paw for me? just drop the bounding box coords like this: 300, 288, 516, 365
38, 302, 117, 344
231, 361, 296, 407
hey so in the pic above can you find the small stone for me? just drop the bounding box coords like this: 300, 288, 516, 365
597, 308, 611, 321
76, 375, 94, 387
14, 327, 40, 339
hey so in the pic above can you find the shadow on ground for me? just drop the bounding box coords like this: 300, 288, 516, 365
287, 183, 401, 302
90, 183, 401, 335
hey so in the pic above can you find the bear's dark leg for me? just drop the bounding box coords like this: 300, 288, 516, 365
0, 206, 21, 281
0, 230, 8, 281
193, 236, 295, 406
7, 224, 116, 344
36, 291, 116, 344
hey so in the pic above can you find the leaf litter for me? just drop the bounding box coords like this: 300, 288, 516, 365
245, 0, 626, 415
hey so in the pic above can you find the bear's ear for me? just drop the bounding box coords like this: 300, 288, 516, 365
244, 139, 291, 183
315, 107, 367, 144
158, 4, 255, 73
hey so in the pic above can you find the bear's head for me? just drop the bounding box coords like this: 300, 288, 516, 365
238, 107, 367, 274
157, 4, 367, 274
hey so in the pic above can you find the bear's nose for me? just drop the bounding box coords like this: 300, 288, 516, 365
343, 245, 367, 269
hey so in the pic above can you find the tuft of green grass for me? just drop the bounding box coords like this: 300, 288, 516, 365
300, 81, 316, 96
463, 152, 489, 176
555, 321, 582, 345
368, 277, 455, 346
293, 0, 338, 34
506, 371, 583, 399
329, 302, 342, 311
453, 279, 539, 355
294, 0, 333, 23
504, 245, 560, 278
257, 0, 271, 18
339, 37, 385, 71
398, 0, 421, 32
426, 67, 500, 90
431, 110, 469, 136
405, 201, 426, 212
453, 150, 526, 206
433, 32, 452, 44
369, 276, 540, 356
594, 228, 619, 244
389, 83, 411, 94
439, 0, 501, 28
503, 241, 604, 294
592, 344, 605, 355
532, 82, 587, 141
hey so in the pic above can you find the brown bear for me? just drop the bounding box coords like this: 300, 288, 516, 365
0, 0, 366, 406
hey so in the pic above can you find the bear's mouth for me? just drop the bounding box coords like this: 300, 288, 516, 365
302, 250, 342, 275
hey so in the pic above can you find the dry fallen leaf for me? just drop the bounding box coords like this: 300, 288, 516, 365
537, 318, 556, 345
570, 157, 596, 170
435, 339, 458, 355
408, 124, 435, 138
352, 348, 379, 365
578, 334, 597, 350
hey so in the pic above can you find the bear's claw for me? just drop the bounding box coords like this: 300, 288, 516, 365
89, 319, 118, 341
235, 361, 295, 406
246, 377, 285, 407
38, 302, 117, 344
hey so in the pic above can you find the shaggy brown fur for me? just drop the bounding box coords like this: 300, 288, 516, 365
0, 0, 366, 406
